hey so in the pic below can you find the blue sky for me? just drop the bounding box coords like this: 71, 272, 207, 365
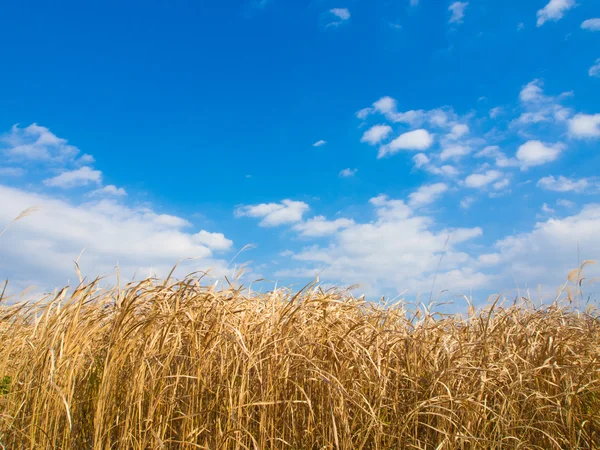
1, 0, 599, 305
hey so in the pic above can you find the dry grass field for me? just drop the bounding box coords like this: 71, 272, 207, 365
0, 267, 599, 449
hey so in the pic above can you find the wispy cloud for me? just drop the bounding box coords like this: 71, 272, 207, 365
90, 184, 128, 197
326, 8, 351, 28
408, 183, 448, 208
448, 2, 468, 24
43, 166, 102, 189
313, 140, 327, 147
339, 168, 357, 178
537, 175, 596, 193
589, 59, 600, 78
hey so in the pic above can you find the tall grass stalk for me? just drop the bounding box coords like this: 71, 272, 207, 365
0, 273, 599, 449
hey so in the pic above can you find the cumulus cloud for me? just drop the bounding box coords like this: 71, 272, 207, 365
464, 170, 503, 188
408, 183, 448, 208
448, 124, 469, 139
192, 230, 233, 251
293, 216, 355, 237
412, 153, 430, 168
0, 185, 233, 294
413, 154, 458, 177
537, 175, 594, 193
361, 124, 393, 145
277, 194, 486, 298
1, 123, 80, 162
440, 144, 471, 161
520, 79, 545, 103
378, 129, 434, 158
448, 2, 468, 24
516, 140, 564, 168
339, 168, 357, 178
478, 253, 500, 266
89, 185, 128, 197
494, 205, 600, 292
43, 166, 102, 188
235, 199, 309, 227
536, 0, 575, 26
568, 114, 600, 139
581, 18, 600, 31
313, 140, 327, 147
513, 79, 573, 127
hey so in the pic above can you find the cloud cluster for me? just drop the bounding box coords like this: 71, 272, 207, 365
0, 184, 233, 294
536, 0, 575, 27
235, 199, 309, 227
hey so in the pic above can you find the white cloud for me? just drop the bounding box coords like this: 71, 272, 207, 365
330, 8, 350, 20
537, 175, 593, 193
590, 59, 600, 77
339, 168, 357, 178
440, 144, 471, 161
493, 205, 600, 291
90, 185, 128, 197
516, 140, 564, 168
428, 165, 460, 177
581, 18, 600, 31
489, 107, 503, 119
475, 145, 501, 158
408, 183, 448, 208
413, 153, 430, 168
460, 196, 475, 209
356, 108, 372, 120
78, 154, 95, 165
557, 199, 574, 208
568, 114, 600, 139
235, 199, 309, 227
378, 129, 434, 158
519, 79, 545, 103
327, 8, 351, 27
43, 166, 102, 188
448, 123, 469, 139
478, 253, 500, 266
192, 230, 233, 251
1, 123, 80, 162
276, 195, 486, 298
541, 203, 556, 214
493, 178, 510, 190
513, 79, 572, 126
0, 184, 233, 293
293, 216, 355, 237
313, 140, 327, 147
413, 154, 458, 177
449, 2, 468, 24
364, 96, 462, 129
361, 124, 393, 145
464, 170, 503, 188
536, 0, 575, 26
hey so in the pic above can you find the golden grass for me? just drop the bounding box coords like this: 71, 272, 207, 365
0, 273, 599, 449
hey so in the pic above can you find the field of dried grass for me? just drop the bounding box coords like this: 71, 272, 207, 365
1, 270, 599, 449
